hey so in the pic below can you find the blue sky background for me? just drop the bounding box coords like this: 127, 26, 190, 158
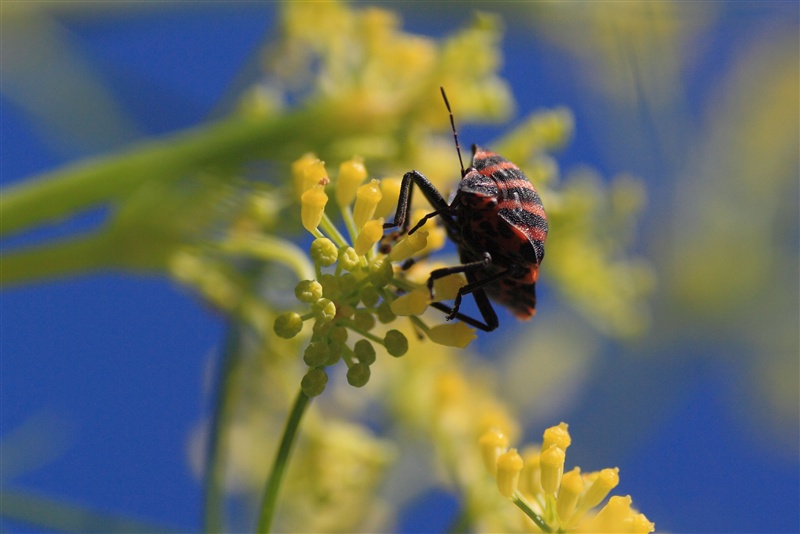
2, 3, 798, 533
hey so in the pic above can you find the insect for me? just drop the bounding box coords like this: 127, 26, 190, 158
384, 87, 548, 332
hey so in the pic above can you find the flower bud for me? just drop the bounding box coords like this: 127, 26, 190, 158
432, 273, 466, 302
353, 179, 382, 230
336, 157, 367, 207
301, 185, 328, 234
303, 159, 328, 192
557, 467, 583, 522
338, 246, 360, 272
359, 286, 380, 307
301, 368, 328, 397
295, 280, 323, 303
312, 298, 336, 323
428, 322, 477, 348
390, 288, 429, 316
496, 448, 524, 498
292, 153, 319, 198
580, 467, 619, 510
479, 428, 508, 475
354, 339, 376, 365
303, 341, 331, 367
540, 444, 566, 496
310, 238, 338, 266
354, 218, 384, 256
353, 310, 376, 331
274, 312, 304, 339
369, 258, 394, 288
384, 329, 408, 357
388, 231, 429, 262
375, 176, 402, 217
346, 362, 371, 387
585, 495, 635, 534
542, 422, 571, 452
375, 301, 396, 323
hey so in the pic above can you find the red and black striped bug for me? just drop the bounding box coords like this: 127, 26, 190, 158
384, 87, 548, 332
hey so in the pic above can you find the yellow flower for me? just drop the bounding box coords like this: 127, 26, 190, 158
354, 218, 384, 256
496, 448, 524, 498
390, 288, 430, 316
336, 157, 367, 208
300, 184, 328, 235
353, 179, 383, 230
482, 422, 654, 533
427, 322, 477, 349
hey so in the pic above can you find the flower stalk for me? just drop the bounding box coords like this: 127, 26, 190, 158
256, 389, 312, 534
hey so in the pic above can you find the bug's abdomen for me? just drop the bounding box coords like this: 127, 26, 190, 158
466, 259, 538, 319
459, 147, 548, 271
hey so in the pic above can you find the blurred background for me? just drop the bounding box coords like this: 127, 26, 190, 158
1, 2, 797, 533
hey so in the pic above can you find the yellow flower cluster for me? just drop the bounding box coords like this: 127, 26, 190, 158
275, 154, 482, 396
481, 423, 654, 533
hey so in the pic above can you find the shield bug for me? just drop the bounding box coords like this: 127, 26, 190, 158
384, 88, 548, 332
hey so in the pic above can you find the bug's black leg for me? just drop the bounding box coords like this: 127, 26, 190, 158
424, 251, 510, 327
430, 286, 499, 332
408, 208, 447, 235
384, 170, 455, 234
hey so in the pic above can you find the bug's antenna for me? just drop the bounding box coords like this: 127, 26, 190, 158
440, 87, 466, 178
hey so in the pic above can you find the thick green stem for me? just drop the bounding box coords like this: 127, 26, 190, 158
1, 102, 384, 238
0, 232, 121, 286
256, 389, 311, 533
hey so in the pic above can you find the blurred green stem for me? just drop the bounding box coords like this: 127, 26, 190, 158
0, 102, 382, 238
0, 232, 117, 284
203, 325, 243, 533
256, 389, 311, 533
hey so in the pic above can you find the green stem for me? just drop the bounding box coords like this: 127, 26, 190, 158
0, 231, 121, 286
202, 324, 244, 533
0, 489, 180, 533
219, 235, 315, 282
318, 213, 349, 249
1, 102, 383, 238
512, 493, 551, 533
337, 318, 385, 344
256, 389, 311, 533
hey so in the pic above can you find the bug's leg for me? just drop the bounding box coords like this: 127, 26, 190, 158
426, 252, 512, 321
384, 170, 454, 234
430, 287, 499, 332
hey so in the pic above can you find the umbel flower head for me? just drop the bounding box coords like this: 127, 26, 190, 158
274, 154, 478, 396
481, 423, 655, 533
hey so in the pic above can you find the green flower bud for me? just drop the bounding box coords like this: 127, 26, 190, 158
353, 310, 376, 331
384, 329, 408, 357
318, 274, 339, 298
303, 341, 331, 367
330, 325, 348, 344
336, 303, 355, 319
313, 298, 336, 323
338, 273, 359, 297
326, 342, 344, 366
375, 301, 397, 324
295, 280, 324, 303
312, 319, 333, 337
301, 368, 328, 397
360, 286, 380, 308
274, 312, 304, 339
369, 258, 393, 288
347, 363, 371, 387
338, 246, 361, 272
310, 238, 338, 266
354, 339, 376, 365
